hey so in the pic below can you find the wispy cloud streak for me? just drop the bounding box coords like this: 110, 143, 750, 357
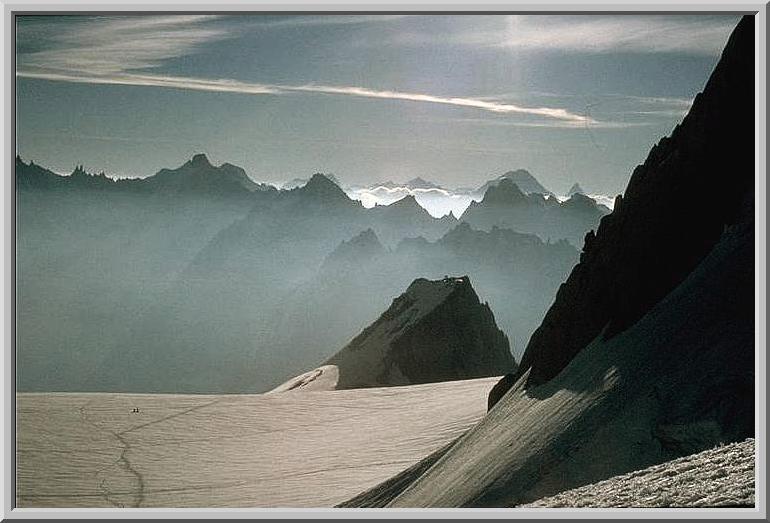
15, 14, 594, 124
17, 70, 595, 124
282, 84, 593, 122
254, 15, 409, 28
17, 71, 279, 95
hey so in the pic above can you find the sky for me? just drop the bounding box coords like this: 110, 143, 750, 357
15, 14, 741, 195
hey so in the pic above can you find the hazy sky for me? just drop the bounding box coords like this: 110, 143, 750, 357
15, 14, 740, 194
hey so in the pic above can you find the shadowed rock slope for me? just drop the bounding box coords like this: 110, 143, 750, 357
515, 15, 754, 389
323, 276, 516, 389
340, 15, 754, 508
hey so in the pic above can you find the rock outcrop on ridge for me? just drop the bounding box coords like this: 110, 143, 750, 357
318, 276, 516, 390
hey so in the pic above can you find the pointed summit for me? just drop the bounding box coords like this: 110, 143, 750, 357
189, 153, 212, 168
295, 173, 351, 204
149, 155, 262, 194
323, 228, 385, 270
389, 194, 423, 210
321, 275, 515, 389
482, 178, 529, 205
567, 183, 585, 196
563, 191, 599, 210
476, 169, 553, 197
303, 172, 342, 191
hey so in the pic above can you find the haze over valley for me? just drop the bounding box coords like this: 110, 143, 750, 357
13, 12, 757, 512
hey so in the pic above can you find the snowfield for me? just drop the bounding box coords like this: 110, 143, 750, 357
525, 439, 755, 508
16, 376, 498, 508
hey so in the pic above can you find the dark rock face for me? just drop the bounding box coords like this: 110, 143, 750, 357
514, 15, 755, 389
326, 276, 516, 389
487, 373, 516, 410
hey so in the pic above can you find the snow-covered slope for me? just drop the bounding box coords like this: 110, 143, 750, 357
378, 207, 753, 508
525, 439, 754, 508
268, 364, 340, 392
16, 376, 498, 508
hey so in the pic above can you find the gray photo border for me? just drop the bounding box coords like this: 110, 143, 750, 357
1, 1, 767, 520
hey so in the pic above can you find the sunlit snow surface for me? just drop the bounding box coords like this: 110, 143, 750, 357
16, 376, 498, 508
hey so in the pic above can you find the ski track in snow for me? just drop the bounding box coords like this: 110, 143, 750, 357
16, 376, 497, 508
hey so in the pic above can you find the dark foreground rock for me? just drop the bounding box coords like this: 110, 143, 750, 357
341, 16, 755, 509
513, 15, 754, 390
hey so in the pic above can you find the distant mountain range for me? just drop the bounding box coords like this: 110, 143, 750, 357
16, 152, 603, 394
461, 178, 611, 246
15, 159, 463, 393
16, 153, 276, 195
345, 169, 616, 221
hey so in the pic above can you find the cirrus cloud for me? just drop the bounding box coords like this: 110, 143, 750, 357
16, 14, 597, 125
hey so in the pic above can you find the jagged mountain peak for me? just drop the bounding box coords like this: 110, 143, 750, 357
305, 172, 342, 190
350, 227, 380, 245
322, 228, 385, 270
293, 173, 351, 203
482, 178, 529, 204
189, 153, 212, 168
475, 169, 552, 197
322, 275, 515, 389
567, 183, 585, 196
389, 194, 422, 209
562, 191, 598, 208
150, 155, 262, 193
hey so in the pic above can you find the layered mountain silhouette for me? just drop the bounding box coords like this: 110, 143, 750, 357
567, 183, 584, 196
404, 177, 444, 190
281, 173, 343, 190
15, 155, 272, 391
473, 169, 553, 198
144, 153, 274, 194
320, 228, 386, 271
461, 178, 610, 246
16, 155, 463, 392
17, 161, 470, 392
358, 177, 445, 192
269, 223, 577, 373
341, 15, 755, 508
16, 153, 275, 195
277, 276, 515, 391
